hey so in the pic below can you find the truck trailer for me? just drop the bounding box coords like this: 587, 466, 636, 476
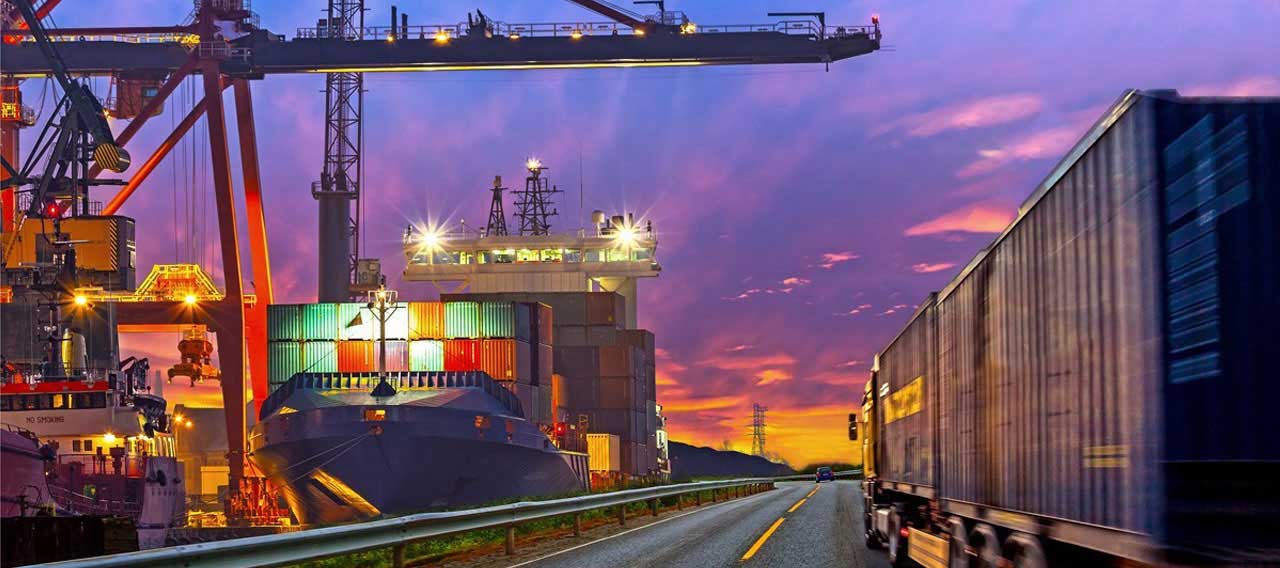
860, 89, 1279, 567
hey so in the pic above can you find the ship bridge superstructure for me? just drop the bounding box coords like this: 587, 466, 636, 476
403, 213, 657, 325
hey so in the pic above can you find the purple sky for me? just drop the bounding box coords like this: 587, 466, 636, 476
19, 0, 1280, 466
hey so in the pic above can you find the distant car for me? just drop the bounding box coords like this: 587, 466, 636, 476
815, 466, 835, 483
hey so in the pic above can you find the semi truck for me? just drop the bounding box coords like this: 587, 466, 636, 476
859, 90, 1279, 567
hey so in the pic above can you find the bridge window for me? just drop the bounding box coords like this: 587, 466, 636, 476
53, 394, 68, 409
564, 249, 582, 263
0, 396, 10, 411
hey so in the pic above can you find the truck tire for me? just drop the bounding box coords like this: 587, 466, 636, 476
1004, 532, 1047, 568
969, 524, 1002, 568
887, 508, 908, 567
947, 517, 970, 568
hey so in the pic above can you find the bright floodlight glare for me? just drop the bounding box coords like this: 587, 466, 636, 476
526, 158, 542, 171
615, 226, 638, 246
184, 294, 198, 306
73, 295, 88, 306
103, 432, 117, 444
435, 30, 449, 42
422, 230, 441, 248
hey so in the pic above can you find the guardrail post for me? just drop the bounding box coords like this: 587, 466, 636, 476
505, 525, 516, 555
392, 543, 406, 568
618, 504, 627, 526
573, 513, 582, 536
676, 494, 683, 510
696, 491, 702, 506
650, 498, 659, 517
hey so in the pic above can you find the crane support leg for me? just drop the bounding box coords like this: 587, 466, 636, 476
88, 54, 199, 179
233, 79, 271, 414
101, 82, 227, 215
200, 60, 247, 501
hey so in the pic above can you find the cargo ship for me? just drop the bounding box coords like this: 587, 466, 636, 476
248, 293, 588, 524
250, 370, 584, 524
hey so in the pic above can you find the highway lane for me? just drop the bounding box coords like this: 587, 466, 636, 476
505, 480, 892, 568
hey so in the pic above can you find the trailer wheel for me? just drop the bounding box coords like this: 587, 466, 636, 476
947, 517, 969, 568
887, 508, 908, 567
969, 524, 1002, 568
1003, 532, 1047, 568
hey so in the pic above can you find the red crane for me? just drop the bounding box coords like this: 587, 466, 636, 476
0, 0, 880, 520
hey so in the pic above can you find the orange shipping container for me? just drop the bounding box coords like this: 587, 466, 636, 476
408, 302, 445, 340
336, 340, 374, 372
480, 339, 517, 381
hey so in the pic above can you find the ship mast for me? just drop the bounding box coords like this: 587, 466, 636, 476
367, 283, 400, 398
484, 175, 509, 237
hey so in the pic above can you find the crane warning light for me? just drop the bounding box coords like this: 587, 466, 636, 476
42, 201, 62, 218
872, 14, 880, 25
554, 422, 567, 436
526, 158, 543, 171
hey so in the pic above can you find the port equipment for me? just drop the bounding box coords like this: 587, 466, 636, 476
2, 1, 879, 517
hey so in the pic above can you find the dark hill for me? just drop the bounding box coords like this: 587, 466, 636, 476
668, 441, 794, 481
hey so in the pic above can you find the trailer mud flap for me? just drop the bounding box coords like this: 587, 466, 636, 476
908, 527, 949, 568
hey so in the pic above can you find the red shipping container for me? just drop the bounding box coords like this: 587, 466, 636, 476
443, 339, 480, 371
378, 340, 409, 372
336, 340, 374, 372
479, 339, 517, 381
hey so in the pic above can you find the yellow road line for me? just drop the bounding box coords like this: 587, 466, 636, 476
741, 517, 785, 561
806, 486, 819, 498
787, 498, 808, 513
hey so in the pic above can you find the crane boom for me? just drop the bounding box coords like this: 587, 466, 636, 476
563, 0, 647, 29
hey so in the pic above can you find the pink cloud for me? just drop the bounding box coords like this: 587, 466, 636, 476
725, 344, 753, 353
1183, 76, 1280, 97
815, 251, 859, 269
912, 262, 956, 273
838, 360, 864, 368
904, 203, 1014, 237
957, 123, 1084, 178
878, 93, 1044, 138
781, 276, 811, 287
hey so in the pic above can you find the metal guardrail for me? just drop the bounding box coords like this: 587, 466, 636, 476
32, 477, 782, 568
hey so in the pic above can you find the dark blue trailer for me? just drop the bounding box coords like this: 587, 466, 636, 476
863, 90, 1279, 567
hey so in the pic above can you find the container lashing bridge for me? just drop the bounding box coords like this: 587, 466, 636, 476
0, 0, 880, 521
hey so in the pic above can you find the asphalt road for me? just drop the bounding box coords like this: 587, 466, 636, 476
505, 480, 893, 568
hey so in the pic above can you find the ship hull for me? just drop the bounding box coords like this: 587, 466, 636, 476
250, 403, 581, 525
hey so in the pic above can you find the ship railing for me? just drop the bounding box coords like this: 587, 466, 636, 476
295, 19, 873, 41
39, 476, 795, 568
58, 453, 148, 478
259, 371, 524, 421
48, 484, 142, 517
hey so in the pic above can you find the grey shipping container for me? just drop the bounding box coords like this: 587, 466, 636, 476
874, 294, 937, 489
869, 90, 1279, 560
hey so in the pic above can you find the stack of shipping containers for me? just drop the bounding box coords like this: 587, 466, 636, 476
267, 300, 553, 425
445, 292, 659, 478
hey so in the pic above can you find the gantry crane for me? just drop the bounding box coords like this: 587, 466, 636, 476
0, 0, 880, 518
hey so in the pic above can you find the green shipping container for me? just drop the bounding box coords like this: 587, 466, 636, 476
409, 340, 445, 371
268, 341, 304, 391
444, 301, 480, 338
303, 341, 339, 373
298, 303, 339, 340
267, 305, 302, 341
337, 303, 366, 340
479, 301, 515, 338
